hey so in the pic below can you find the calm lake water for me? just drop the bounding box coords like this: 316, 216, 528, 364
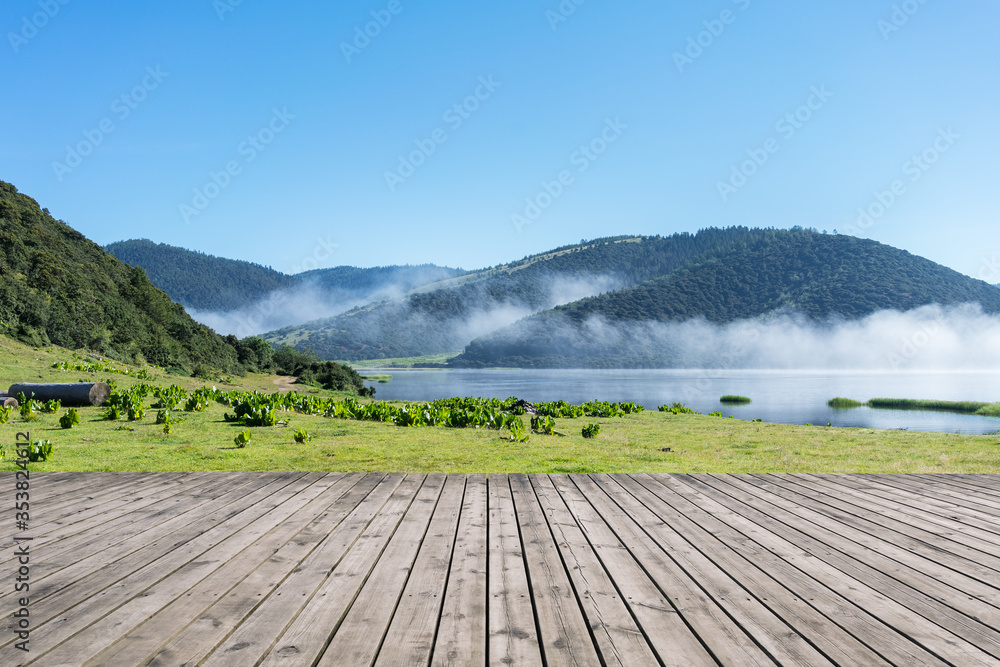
365, 369, 1000, 434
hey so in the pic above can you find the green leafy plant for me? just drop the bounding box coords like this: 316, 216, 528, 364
0, 407, 10, 425
42, 399, 62, 413
19, 400, 40, 422
59, 408, 81, 429
505, 417, 529, 442
103, 405, 122, 421
234, 430, 252, 448
658, 402, 694, 415
293, 428, 310, 444
828, 397, 863, 409
28, 439, 53, 462
582, 423, 601, 439
128, 406, 146, 421
530, 415, 556, 435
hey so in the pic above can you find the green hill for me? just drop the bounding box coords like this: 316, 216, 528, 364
105, 239, 299, 311
452, 229, 1000, 368
262, 229, 772, 360
107, 239, 465, 317
0, 181, 244, 372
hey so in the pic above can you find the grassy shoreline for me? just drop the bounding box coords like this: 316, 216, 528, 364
2, 337, 998, 473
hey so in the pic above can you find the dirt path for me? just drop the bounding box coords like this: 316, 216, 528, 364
272, 376, 296, 393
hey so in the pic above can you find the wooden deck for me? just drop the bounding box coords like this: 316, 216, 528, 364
3, 473, 1000, 666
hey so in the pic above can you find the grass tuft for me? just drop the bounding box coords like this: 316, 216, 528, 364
720, 395, 751, 404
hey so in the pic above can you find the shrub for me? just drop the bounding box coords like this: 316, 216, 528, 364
234, 430, 252, 448
658, 402, 694, 415
828, 397, 863, 409
28, 439, 53, 462
59, 408, 81, 429
19, 400, 40, 422
293, 428, 310, 444
582, 423, 601, 439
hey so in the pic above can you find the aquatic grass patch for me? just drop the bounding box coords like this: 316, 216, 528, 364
828, 397, 864, 409
720, 395, 751, 404
866, 398, 997, 414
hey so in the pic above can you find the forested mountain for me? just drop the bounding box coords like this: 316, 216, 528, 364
106, 239, 298, 311
262, 229, 775, 360
0, 181, 242, 372
452, 229, 1000, 368
106, 239, 464, 312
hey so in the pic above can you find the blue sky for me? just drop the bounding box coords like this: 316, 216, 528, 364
2, 0, 998, 279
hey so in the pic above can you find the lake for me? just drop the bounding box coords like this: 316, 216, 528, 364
365, 369, 1000, 434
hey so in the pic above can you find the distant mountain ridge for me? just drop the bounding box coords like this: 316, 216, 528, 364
261, 229, 775, 360
106, 239, 464, 313
452, 229, 1000, 368
106, 239, 298, 311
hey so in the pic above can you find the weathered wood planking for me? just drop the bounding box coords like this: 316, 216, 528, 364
1, 472, 998, 666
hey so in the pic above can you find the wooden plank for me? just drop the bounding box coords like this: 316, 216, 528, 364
0, 473, 307, 657
318, 474, 449, 665
0, 472, 213, 559
529, 474, 660, 667
0, 473, 226, 570
375, 473, 465, 667
508, 473, 601, 666
548, 475, 716, 667
859, 474, 1000, 526
5, 473, 328, 665
686, 474, 992, 665
487, 473, 543, 666
253, 474, 426, 667
801, 474, 1000, 542
779, 474, 1000, 561
144, 473, 385, 667
46, 472, 339, 666
605, 474, 836, 666
632, 473, 891, 666
731, 475, 1000, 606
649, 474, 946, 666
0, 473, 286, 645
194, 473, 405, 667
85, 473, 365, 666
431, 473, 488, 667
572, 475, 775, 666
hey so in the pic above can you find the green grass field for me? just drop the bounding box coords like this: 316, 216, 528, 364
2, 336, 998, 473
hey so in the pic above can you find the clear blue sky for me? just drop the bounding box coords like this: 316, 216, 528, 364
2, 0, 998, 279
